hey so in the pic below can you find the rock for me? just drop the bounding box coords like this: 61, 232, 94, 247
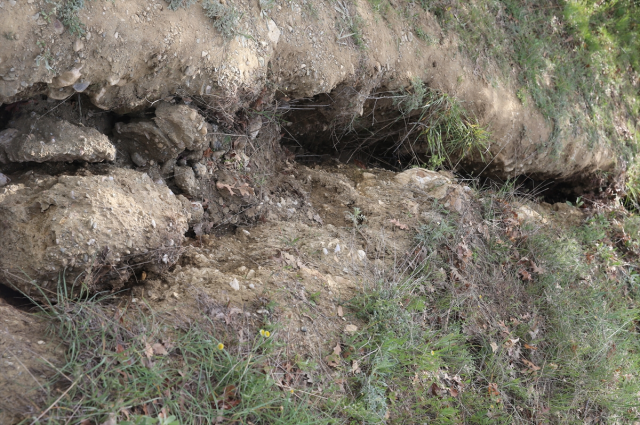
130, 151, 148, 167
73, 39, 84, 52
52, 19, 64, 34
0, 169, 188, 301
395, 168, 451, 199
267, 19, 280, 44
247, 115, 262, 139
51, 66, 83, 88
47, 86, 74, 100
174, 165, 198, 197
0, 118, 115, 163
193, 162, 207, 178
344, 324, 358, 334
115, 102, 208, 163
72, 80, 90, 92
229, 278, 240, 291
154, 102, 208, 150
178, 195, 204, 225
0, 173, 9, 187
362, 172, 375, 179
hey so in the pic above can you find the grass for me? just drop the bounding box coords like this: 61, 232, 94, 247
415, 0, 639, 193
24, 287, 332, 424
17, 182, 640, 424
394, 78, 490, 170
339, 187, 640, 422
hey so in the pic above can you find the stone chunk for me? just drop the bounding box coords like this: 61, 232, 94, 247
0, 118, 115, 163
115, 102, 208, 163
0, 168, 188, 301
174, 165, 198, 197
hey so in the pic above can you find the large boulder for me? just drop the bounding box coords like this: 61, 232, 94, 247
0, 117, 115, 164
0, 168, 188, 300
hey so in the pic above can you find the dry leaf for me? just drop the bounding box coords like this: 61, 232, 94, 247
490, 341, 499, 353
522, 359, 541, 371
337, 306, 344, 317
488, 383, 500, 396
456, 242, 472, 263
524, 343, 537, 350
237, 183, 255, 197
431, 382, 441, 396
216, 182, 236, 196
531, 262, 544, 274
389, 219, 409, 230
144, 343, 154, 359
518, 268, 532, 281
351, 360, 361, 373
325, 343, 342, 367
450, 388, 459, 397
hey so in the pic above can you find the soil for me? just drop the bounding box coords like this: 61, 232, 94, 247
0, 0, 619, 183
0, 0, 618, 421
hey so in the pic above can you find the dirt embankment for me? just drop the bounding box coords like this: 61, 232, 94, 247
0, 0, 618, 183
0, 3, 624, 421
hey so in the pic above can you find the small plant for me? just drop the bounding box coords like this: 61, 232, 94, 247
165, 0, 196, 10
345, 207, 366, 227
516, 87, 528, 106
35, 49, 56, 73
57, 0, 87, 35
203, 0, 240, 39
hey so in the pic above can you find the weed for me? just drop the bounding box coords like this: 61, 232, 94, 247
345, 207, 366, 228
350, 15, 366, 50
35, 50, 56, 73
202, 0, 240, 39
515, 87, 527, 106
165, 0, 196, 10
57, 0, 88, 35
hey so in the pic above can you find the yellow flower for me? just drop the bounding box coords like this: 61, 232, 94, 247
217, 343, 224, 350
289, 389, 294, 394
260, 329, 265, 336
431, 350, 435, 356
265, 331, 271, 337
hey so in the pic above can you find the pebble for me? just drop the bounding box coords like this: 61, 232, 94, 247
131, 152, 147, 167
73, 39, 84, 52
73, 80, 90, 92
0, 173, 9, 187
300, 326, 307, 333
246, 269, 255, 279
248, 283, 255, 289
52, 19, 64, 35
193, 162, 207, 178
229, 278, 240, 291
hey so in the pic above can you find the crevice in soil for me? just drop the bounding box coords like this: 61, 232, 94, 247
0, 282, 37, 311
